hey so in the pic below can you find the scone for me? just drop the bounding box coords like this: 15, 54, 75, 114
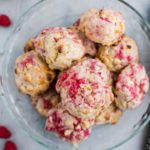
78, 8, 125, 45
56, 58, 114, 120
45, 108, 92, 144
34, 27, 85, 70
15, 51, 55, 96
68, 20, 97, 57
97, 35, 139, 72
31, 88, 60, 117
115, 63, 149, 109
95, 103, 122, 125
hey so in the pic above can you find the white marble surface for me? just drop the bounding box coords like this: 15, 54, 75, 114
0, 0, 150, 149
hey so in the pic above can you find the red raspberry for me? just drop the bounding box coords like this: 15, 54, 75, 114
3, 140, 17, 150
0, 14, 11, 27
43, 99, 53, 109
0, 126, 12, 139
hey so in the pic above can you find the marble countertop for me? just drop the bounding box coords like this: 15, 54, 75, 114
0, 0, 149, 149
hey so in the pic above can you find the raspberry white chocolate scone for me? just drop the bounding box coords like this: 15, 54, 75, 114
95, 103, 122, 125
34, 27, 85, 70
15, 51, 55, 96
115, 64, 149, 109
97, 35, 139, 72
45, 108, 92, 144
31, 88, 60, 117
56, 58, 114, 119
68, 20, 97, 57
79, 8, 125, 45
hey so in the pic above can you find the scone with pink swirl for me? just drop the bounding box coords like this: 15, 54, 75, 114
34, 27, 85, 70
31, 88, 60, 117
68, 20, 97, 57
56, 58, 114, 119
78, 8, 125, 45
15, 51, 55, 96
95, 103, 122, 125
97, 35, 139, 72
115, 64, 149, 109
45, 108, 92, 144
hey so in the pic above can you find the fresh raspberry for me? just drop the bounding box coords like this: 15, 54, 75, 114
0, 126, 12, 139
0, 15, 11, 27
3, 140, 17, 150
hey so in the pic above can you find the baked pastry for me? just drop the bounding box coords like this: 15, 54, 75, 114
78, 8, 125, 45
97, 35, 139, 72
95, 103, 122, 125
31, 88, 60, 117
24, 38, 35, 52
15, 51, 55, 96
68, 20, 97, 56
56, 58, 114, 119
34, 27, 85, 70
115, 63, 149, 109
45, 108, 92, 143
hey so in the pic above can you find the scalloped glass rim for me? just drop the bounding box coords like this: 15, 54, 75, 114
1, 0, 150, 149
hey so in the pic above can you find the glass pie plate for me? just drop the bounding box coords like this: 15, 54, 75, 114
1, 0, 150, 149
